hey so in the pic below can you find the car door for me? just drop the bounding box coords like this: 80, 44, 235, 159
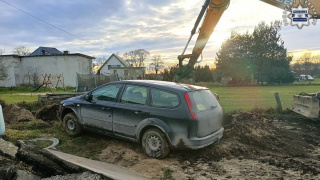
113, 84, 150, 138
80, 83, 122, 133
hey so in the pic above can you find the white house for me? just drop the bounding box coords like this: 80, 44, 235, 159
97, 54, 145, 80
0, 47, 94, 87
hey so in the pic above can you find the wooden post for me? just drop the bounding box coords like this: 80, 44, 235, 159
274, 92, 282, 112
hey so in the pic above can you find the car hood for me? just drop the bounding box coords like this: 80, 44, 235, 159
61, 95, 83, 105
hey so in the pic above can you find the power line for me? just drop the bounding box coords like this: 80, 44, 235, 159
0, 0, 85, 41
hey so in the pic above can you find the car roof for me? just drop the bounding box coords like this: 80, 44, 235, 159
110, 80, 207, 92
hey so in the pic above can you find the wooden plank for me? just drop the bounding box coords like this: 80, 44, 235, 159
47, 149, 149, 180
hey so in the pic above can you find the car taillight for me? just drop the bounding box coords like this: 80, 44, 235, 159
184, 93, 198, 121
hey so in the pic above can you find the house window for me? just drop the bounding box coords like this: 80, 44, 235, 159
117, 65, 121, 67
124, 70, 128, 76
108, 65, 111, 70
113, 70, 117, 74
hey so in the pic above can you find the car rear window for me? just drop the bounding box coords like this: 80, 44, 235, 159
188, 90, 219, 112
151, 89, 180, 108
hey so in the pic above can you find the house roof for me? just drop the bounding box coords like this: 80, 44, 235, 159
29, 47, 63, 56
97, 54, 130, 74
1, 53, 94, 60
112, 54, 130, 67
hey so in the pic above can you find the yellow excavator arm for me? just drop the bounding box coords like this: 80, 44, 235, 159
174, 0, 320, 83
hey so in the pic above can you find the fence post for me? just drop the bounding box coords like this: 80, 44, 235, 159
274, 92, 282, 112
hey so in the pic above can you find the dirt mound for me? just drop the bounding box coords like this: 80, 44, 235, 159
34, 104, 60, 121
16, 101, 43, 113
0, 99, 6, 108
3, 104, 36, 124
99, 140, 185, 179
175, 112, 312, 162
99, 140, 143, 167
93, 111, 320, 178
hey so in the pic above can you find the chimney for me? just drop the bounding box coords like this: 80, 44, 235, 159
64, 51, 69, 54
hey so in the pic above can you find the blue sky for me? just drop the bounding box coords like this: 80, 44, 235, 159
0, 0, 319, 67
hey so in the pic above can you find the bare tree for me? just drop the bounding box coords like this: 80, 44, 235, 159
123, 51, 137, 67
299, 52, 312, 74
23, 66, 41, 86
149, 54, 164, 75
94, 56, 108, 66
0, 50, 8, 80
12, 46, 31, 56
123, 49, 150, 67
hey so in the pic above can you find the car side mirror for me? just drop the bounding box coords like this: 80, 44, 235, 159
84, 94, 92, 101
213, 93, 219, 100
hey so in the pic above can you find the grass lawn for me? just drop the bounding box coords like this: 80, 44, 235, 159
0, 87, 76, 104
1, 84, 319, 112
0, 93, 38, 104
210, 85, 320, 112
4, 121, 110, 160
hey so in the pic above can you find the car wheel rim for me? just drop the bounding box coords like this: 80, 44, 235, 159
147, 135, 161, 152
67, 119, 76, 131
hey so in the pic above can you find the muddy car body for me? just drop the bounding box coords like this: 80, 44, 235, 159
59, 80, 223, 158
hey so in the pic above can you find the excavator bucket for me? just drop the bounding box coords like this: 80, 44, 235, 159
292, 94, 320, 119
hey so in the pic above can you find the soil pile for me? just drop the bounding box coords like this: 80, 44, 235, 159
99, 111, 320, 179
34, 104, 60, 121
191, 112, 312, 161
3, 104, 36, 124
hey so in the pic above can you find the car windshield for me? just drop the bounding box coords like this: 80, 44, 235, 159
188, 90, 219, 112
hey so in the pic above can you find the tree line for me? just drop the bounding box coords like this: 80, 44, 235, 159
215, 21, 294, 85
291, 52, 320, 78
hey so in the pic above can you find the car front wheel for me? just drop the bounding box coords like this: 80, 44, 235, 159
142, 128, 170, 158
63, 112, 83, 137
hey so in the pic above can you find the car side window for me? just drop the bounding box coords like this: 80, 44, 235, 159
120, 85, 148, 105
151, 89, 179, 108
91, 84, 122, 102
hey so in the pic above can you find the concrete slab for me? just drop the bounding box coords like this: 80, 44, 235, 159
47, 149, 149, 180
0, 138, 18, 159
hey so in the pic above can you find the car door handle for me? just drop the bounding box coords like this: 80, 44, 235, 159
102, 107, 111, 110
135, 111, 148, 115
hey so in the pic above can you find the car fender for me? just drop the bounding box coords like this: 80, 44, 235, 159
60, 104, 80, 121
136, 118, 173, 143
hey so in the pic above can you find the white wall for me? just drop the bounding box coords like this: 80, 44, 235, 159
0, 55, 92, 87
0, 56, 20, 87
110, 67, 145, 80
21, 55, 92, 87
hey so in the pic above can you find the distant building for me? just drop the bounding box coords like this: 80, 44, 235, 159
97, 54, 145, 80
29, 47, 63, 56
0, 47, 94, 87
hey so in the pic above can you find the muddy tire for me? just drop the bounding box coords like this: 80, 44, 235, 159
142, 128, 170, 159
63, 112, 83, 137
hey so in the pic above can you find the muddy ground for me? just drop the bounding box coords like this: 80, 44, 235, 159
98, 111, 320, 179
1, 101, 320, 179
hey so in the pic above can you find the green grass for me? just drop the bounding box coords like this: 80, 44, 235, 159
0, 86, 76, 104
1, 84, 319, 112
0, 86, 75, 94
210, 85, 320, 112
4, 122, 110, 160
0, 94, 38, 104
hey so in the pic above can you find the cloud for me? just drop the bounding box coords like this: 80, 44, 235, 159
0, 0, 319, 68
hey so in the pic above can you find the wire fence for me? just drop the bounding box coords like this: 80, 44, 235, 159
76, 73, 118, 92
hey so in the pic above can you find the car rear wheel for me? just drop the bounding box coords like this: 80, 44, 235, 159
142, 128, 170, 158
63, 112, 83, 137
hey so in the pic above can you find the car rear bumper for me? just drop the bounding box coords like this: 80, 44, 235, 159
184, 127, 224, 149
